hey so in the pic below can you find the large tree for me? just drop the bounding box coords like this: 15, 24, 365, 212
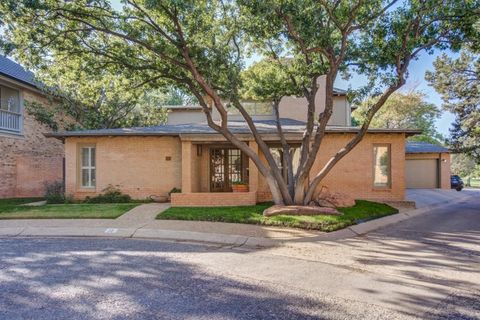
24, 51, 169, 130
352, 91, 443, 144
426, 47, 480, 162
1, 0, 477, 205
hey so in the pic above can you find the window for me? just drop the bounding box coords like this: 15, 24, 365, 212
373, 144, 391, 188
80, 146, 96, 188
0, 84, 21, 133
0, 85, 20, 112
270, 147, 301, 183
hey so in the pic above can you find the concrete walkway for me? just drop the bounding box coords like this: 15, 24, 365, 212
0, 190, 477, 247
115, 202, 171, 227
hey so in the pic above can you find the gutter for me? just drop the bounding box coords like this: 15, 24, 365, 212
44, 128, 422, 139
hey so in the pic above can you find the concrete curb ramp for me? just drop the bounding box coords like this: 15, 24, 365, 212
0, 193, 473, 248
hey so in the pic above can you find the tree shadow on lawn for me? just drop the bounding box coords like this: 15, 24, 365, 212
0, 237, 371, 320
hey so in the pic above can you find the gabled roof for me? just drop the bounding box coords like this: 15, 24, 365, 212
46, 118, 421, 138
0, 55, 37, 88
332, 87, 347, 95
405, 141, 450, 154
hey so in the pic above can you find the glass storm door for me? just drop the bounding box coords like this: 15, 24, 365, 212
210, 148, 246, 192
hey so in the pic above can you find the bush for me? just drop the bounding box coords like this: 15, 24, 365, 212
44, 181, 66, 204
168, 187, 181, 195
84, 185, 131, 203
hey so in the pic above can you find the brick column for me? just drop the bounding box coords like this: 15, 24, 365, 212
181, 140, 192, 193
248, 141, 259, 193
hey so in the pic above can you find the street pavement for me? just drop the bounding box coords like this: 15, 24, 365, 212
0, 195, 479, 319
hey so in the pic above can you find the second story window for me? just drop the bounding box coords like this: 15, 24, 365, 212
227, 101, 273, 116
0, 85, 21, 133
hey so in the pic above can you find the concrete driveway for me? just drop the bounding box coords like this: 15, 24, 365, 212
406, 188, 478, 208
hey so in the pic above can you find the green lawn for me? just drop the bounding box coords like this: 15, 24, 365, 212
0, 198, 138, 219
469, 178, 480, 188
157, 200, 398, 232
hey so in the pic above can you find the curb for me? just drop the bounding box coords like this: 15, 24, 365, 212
0, 193, 474, 248
0, 225, 282, 249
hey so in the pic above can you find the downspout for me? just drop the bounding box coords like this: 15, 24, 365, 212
438, 152, 442, 188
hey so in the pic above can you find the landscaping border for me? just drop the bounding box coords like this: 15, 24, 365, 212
0, 192, 474, 248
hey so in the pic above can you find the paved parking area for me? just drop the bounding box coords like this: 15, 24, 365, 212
406, 188, 477, 208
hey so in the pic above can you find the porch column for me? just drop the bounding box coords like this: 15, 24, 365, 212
248, 141, 259, 193
181, 140, 192, 193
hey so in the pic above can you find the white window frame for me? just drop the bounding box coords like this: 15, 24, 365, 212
0, 83, 24, 135
80, 146, 96, 188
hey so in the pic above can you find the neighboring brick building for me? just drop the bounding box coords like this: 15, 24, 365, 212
0, 56, 64, 198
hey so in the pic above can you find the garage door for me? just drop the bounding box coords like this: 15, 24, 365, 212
406, 159, 439, 188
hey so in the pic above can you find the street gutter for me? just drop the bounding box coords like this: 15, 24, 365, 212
0, 192, 474, 248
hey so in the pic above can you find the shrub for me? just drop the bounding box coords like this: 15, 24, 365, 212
44, 181, 66, 204
168, 187, 181, 195
84, 185, 131, 203
231, 180, 248, 185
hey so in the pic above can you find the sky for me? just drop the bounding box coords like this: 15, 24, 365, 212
2, 0, 457, 137
109, 0, 456, 136
335, 50, 455, 137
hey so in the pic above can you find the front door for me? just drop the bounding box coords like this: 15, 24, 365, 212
210, 148, 247, 192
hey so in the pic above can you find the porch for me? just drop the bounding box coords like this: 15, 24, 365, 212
170, 140, 260, 207
0, 108, 22, 134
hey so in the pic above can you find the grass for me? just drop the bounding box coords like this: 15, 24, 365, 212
468, 178, 480, 188
157, 200, 398, 232
0, 198, 139, 219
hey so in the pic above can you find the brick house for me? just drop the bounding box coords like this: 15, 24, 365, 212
47, 75, 451, 206
0, 56, 64, 198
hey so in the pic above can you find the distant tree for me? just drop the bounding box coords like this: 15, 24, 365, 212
24, 52, 169, 130
451, 153, 476, 176
426, 43, 480, 161
451, 153, 480, 186
352, 91, 443, 144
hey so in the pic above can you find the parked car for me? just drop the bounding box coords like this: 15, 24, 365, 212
451, 175, 464, 191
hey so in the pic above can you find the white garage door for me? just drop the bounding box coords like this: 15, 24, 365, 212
406, 159, 439, 188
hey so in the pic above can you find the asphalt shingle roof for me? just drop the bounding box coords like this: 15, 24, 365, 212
46, 118, 422, 138
0, 56, 37, 87
405, 141, 449, 154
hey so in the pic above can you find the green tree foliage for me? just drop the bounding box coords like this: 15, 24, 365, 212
1, 0, 477, 205
426, 46, 480, 162
353, 91, 443, 144
33, 52, 168, 129
451, 153, 478, 177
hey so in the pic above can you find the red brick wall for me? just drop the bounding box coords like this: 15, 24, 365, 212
0, 89, 64, 198
65, 136, 182, 200
257, 133, 406, 202
64, 132, 408, 204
